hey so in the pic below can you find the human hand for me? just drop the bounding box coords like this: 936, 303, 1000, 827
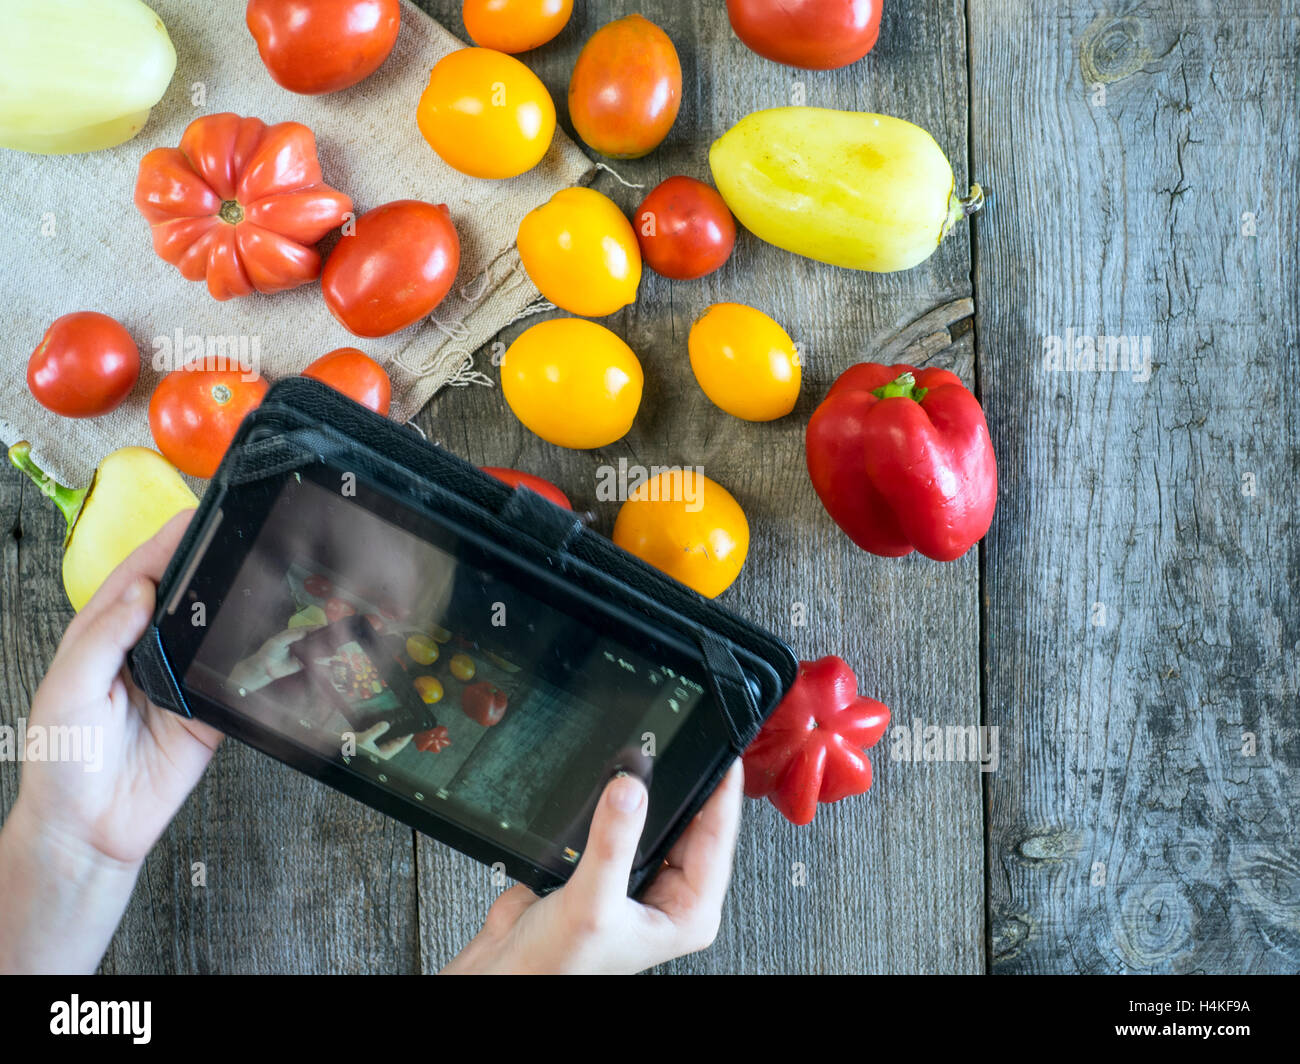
441, 760, 744, 975
355, 720, 413, 760
9, 510, 223, 869
0, 511, 223, 972
229, 625, 316, 693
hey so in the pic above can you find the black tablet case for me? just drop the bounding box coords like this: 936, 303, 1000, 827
129, 378, 798, 893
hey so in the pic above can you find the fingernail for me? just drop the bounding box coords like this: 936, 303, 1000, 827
124, 579, 145, 603
608, 773, 644, 813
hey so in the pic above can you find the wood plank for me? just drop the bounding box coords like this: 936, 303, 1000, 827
972, 1, 1300, 972
413, 0, 985, 974
0, 464, 422, 973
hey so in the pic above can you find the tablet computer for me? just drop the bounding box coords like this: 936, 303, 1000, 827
130, 379, 797, 896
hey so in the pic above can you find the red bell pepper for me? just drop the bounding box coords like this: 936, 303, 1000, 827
743, 657, 889, 826
805, 363, 997, 561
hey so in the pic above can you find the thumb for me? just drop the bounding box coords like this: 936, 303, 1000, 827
52, 576, 155, 701
565, 773, 648, 913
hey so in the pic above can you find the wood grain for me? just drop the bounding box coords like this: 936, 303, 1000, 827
412, 0, 985, 974
970, 0, 1300, 973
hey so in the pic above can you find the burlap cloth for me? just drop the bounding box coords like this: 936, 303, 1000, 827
0, 0, 593, 485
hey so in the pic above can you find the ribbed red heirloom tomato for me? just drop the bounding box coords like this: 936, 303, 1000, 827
134, 113, 352, 301
149, 360, 269, 478
635, 176, 737, 281
246, 0, 402, 95
726, 0, 882, 70
27, 312, 140, 418
302, 347, 391, 414
322, 201, 461, 338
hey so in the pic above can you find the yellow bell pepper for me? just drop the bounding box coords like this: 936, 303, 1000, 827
709, 107, 983, 273
0, 0, 176, 155
9, 442, 196, 611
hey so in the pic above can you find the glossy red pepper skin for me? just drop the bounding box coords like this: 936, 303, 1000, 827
742, 657, 889, 826
805, 363, 997, 561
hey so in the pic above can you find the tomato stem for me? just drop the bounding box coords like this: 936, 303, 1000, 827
219, 199, 244, 225
8, 442, 87, 544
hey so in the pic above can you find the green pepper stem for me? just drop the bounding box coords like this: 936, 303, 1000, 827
872, 372, 928, 403
8, 441, 87, 540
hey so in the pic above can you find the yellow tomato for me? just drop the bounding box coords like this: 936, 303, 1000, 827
406, 634, 440, 665
613, 470, 749, 598
462, 0, 573, 54
417, 47, 556, 179
517, 187, 641, 317
502, 318, 644, 448
449, 653, 476, 681
688, 303, 800, 421
415, 676, 445, 704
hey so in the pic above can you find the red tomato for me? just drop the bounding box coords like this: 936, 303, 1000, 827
302, 348, 391, 415
325, 597, 357, 621
27, 312, 140, 418
322, 201, 461, 338
461, 681, 508, 727
568, 15, 681, 158
726, 0, 882, 69
481, 466, 571, 509
149, 359, 270, 478
304, 574, 333, 597
246, 0, 401, 94
635, 177, 737, 281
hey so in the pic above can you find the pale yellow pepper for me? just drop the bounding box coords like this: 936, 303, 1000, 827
9, 443, 196, 611
709, 107, 983, 273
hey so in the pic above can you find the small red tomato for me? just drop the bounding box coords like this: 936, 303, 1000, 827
149, 359, 270, 478
726, 0, 882, 70
568, 15, 681, 158
635, 177, 737, 281
304, 574, 333, 597
461, 681, 508, 727
27, 312, 140, 418
481, 466, 571, 509
302, 347, 392, 415
246, 0, 402, 95
325, 597, 357, 621
322, 201, 461, 338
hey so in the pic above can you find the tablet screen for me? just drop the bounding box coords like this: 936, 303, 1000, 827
180, 472, 713, 875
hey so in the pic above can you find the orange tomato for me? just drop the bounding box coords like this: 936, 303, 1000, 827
302, 348, 391, 415
501, 318, 643, 449
517, 187, 641, 317
612, 470, 750, 598
462, 0, 572, 53
688, 303, 801, 421
148, 359, 269, 478
449, 653, 476, 681
417, 47, 556, 178
406, 633, 440, 665
568, 15, 681, 158
414, 675, 445, 704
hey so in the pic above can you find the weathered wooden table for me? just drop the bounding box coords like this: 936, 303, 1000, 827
1, 1, 1295, 974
